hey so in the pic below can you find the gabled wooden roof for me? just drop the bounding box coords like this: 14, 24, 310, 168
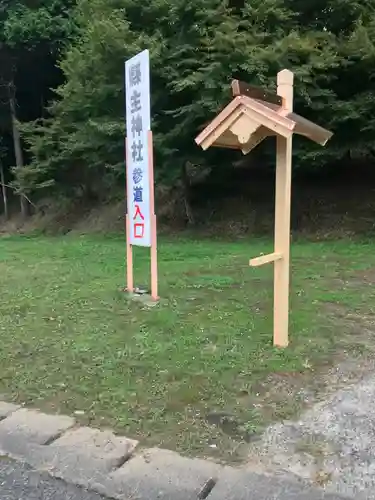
195, 92, 333, 153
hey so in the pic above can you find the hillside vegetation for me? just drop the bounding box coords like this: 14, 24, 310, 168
0, 0, 374, 226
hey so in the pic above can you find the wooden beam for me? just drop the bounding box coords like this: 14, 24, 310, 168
212, 141, 242, 150
249, 252, 282, 267
231, 79, 282, 106
288, 112, 333, 146
273, 68, 294, 348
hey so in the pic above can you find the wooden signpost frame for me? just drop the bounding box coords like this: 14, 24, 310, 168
195, 69, 333, 347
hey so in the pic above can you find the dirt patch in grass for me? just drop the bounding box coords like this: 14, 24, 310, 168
322, 302, 375, 355
344, 268, 375, 289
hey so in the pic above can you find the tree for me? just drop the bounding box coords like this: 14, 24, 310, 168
0, 138, 8, 218
0, 0, 76, 215
19, 0, 296, 196
20, 0, 163, 200
16, 0, 375, 206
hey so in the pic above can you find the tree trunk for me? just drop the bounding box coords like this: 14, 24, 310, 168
182, 162, 195, 225
9, 83, 28, 218
0, 162, 8, 219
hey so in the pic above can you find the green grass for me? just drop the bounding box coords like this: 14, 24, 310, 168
1, 234, 375, 462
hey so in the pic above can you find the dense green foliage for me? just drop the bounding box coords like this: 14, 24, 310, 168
1, 0, 375, 201
0, 0, 76, 200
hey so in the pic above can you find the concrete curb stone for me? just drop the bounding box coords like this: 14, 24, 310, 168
207, 467, 353, 500
94, 447, 222, 500
0, 408, 75, 456
0, 402, 21, 419
31, 427, 139, 489
0, 402, 352, 500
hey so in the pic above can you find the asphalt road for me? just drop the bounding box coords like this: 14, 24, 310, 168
0, 455, 352, 500
0, 457, 107, 500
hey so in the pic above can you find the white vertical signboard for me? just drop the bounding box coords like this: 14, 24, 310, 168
125, 49, 151, 247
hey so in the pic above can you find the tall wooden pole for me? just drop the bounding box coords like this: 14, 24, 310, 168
148, 131, 158, 301
125, 138, 134, 293
273, 69, 294, 347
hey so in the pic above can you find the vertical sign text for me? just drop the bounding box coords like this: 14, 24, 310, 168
125, 49, 151, 247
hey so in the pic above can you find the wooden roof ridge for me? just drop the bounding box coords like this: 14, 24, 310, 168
196, 83, 333, 148
231, 79, 282, 106
231, 79, 333, 146
195, 95, 296, 147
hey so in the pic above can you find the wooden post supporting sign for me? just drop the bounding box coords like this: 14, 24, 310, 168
148, 130, 158, 300
273, 69, 293, 347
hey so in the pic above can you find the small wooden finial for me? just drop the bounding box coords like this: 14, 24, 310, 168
277, 69, 294, 86
277, 69, 294, 112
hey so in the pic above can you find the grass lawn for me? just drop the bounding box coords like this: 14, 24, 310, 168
0, 233, 375, 462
